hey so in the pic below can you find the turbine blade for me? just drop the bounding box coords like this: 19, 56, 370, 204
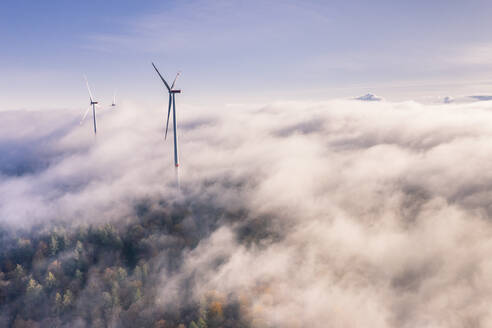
165, 94, 172, 139
152, 62, 171, 92
171, 71, 181, 89
84, 75, 95, 102
80, 106, 91, 124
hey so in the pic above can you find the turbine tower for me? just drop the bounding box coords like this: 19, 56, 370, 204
152, 63, 181, 167
81, 75, 99, 134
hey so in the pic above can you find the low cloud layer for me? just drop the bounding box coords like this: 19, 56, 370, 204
2, 99, 492, 327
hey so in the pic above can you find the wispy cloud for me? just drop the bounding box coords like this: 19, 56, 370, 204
86, 1, 329, 56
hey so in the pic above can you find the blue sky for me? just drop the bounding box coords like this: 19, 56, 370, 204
2, 0, 492, 110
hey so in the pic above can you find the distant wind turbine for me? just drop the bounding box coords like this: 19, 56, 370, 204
111, 90, 116, 107
152, 62, 181, 167
81, 75, 99, 134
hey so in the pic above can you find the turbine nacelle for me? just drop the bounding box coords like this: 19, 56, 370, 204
171, 90, 181, 94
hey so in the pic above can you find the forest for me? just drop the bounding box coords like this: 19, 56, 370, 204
0, 197, 264, 328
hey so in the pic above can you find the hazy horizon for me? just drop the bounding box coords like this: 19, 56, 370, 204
3, 0, 492, 110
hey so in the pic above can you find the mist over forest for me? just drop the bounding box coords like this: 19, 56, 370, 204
2, 99, 492, 327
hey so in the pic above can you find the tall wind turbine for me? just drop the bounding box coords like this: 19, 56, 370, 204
81, 75, 99, 134
152, 63, 181, 167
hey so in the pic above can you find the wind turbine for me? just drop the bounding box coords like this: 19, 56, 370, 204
152, 62, 181, 167
81, 75, 99, 134
111, 90, 116, 107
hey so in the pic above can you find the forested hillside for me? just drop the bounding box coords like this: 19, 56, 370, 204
0, 198, 262, 328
